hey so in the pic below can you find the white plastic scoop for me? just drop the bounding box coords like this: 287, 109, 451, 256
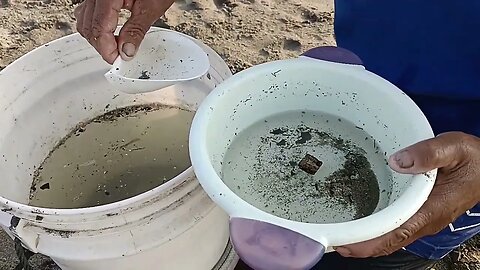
105, 29, 210, 94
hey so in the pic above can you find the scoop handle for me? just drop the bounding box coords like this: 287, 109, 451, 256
301, 46, 363, 66
230, 218, 325, 270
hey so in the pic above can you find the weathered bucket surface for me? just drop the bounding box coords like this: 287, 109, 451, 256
0, 27, 234, 270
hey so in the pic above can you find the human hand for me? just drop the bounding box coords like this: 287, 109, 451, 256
335, 132, 480, 258
74, 0, 175, 64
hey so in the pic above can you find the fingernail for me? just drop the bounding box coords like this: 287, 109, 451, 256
122, 43, 136, 57
334, 247, 352, 257
393, 151, 414, 168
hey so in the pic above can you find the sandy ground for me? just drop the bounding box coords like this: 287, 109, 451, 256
0, 0, 335, 71
0, 0, 479, 269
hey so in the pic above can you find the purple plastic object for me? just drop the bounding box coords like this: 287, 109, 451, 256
230, 218, 325, 270
302, 46, 363, 66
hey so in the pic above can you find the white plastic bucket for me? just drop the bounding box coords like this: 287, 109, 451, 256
0, 27, 237, 270
189, 47, 437, 269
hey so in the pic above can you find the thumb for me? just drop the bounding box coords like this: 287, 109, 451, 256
117, 3, 157, 61
388, 132, 466, 174
118, 0, 174, 60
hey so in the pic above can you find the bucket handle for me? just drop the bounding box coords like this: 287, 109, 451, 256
8, 216, 36, 270
0, 209, 12, 230
7, 215, 38, 252
230, 218, 325, 270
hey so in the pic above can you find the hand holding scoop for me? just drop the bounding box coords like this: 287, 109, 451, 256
105, 30, 210, 94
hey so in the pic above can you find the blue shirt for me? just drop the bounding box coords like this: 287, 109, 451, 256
334, 0, 480, 260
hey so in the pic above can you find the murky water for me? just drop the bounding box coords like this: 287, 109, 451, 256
29, 105, 194, 209
221, 110, 392, 223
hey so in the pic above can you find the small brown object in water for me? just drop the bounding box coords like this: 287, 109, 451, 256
298, 153, 323, 175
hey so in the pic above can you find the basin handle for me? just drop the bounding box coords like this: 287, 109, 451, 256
230, 217, 325, 270
301, 46, 364, 66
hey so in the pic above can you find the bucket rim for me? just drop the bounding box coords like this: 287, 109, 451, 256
0, 167, 196, 219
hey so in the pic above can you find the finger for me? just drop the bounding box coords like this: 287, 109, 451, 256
117, 8, 154, 60
123, 0, 135, 10
388, 132, 467, 174
335, 208, 432, 258
91, 0, 123, 64
81, 0, 96, 40
74, 3, 86, 36
117, 0, 174, 60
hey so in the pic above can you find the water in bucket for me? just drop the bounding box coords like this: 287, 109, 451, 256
221, 110, 393, 223
29, 104, 193, 208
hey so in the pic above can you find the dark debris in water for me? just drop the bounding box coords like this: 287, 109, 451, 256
322, 152, 379, 219
270, 128, 286, 135
252, 124, 380, 221
95, 104, 160, 122
298, 153, 322, 175
138, 70, 151, 80
296, 131, 312, 144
